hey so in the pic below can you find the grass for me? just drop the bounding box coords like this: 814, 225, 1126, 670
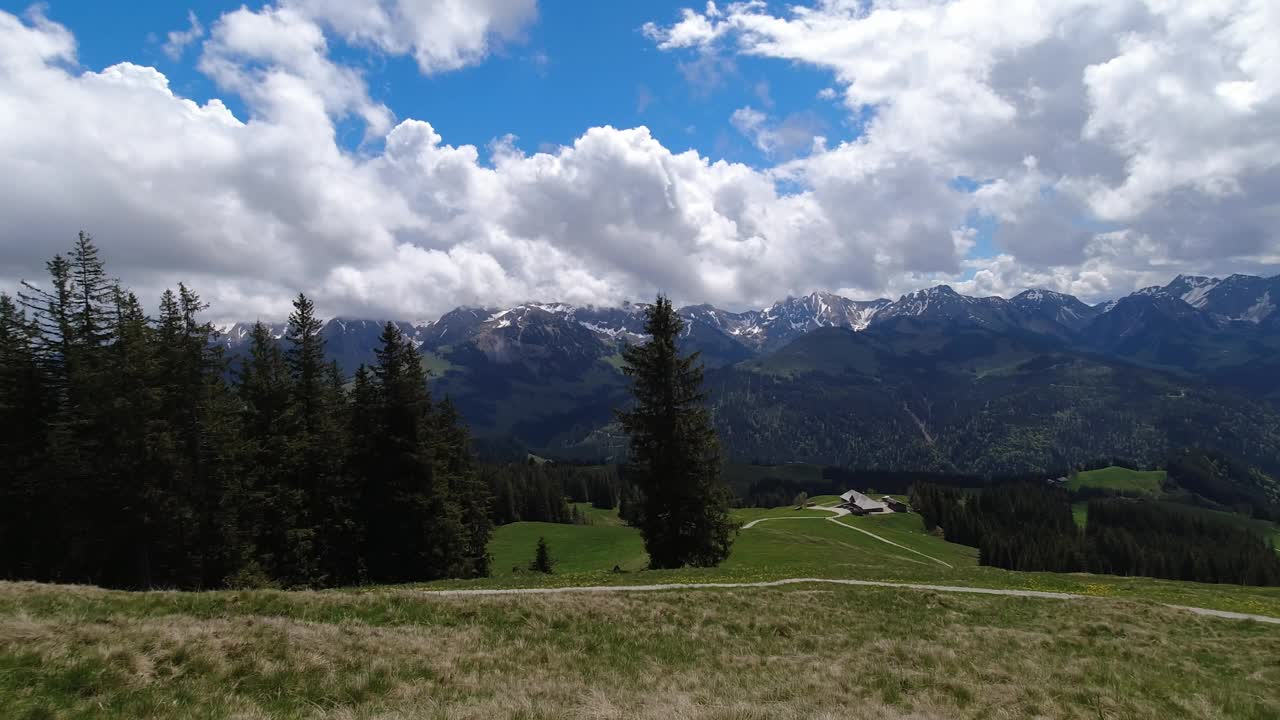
488, 518, 647, 575
5, 503, 1280, 718
1, 580, 1277, 719
732, 504, 838, 524
427, 504, 1280, 620
1072, 502, 1088, 528
1068, 466, 1167, 495
6, 501, 1280, 717
808, 493, 845, 505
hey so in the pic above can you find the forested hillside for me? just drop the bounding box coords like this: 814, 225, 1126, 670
912, 482, 1280, 586
205, 268, 1280, 480
700, 325, 1280, 476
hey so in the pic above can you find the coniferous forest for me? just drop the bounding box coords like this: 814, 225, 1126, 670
911, 482, 1280, 586
0, 234, 492, 589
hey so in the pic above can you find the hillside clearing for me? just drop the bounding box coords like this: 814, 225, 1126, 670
446, 505, 1280, 618
1068, 466, 1167, 495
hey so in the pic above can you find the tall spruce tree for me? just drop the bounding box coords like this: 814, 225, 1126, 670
358, 322, 475, 582
616, 295, 736, 568
434, 397, 493, 578
0, 294, 49, 579
275, 293, 334, 585
236, 320, 294, 582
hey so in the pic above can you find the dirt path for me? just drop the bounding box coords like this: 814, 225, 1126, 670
422, 577, 1280, 625
741, 507, 953, 569
825, 517, 954, 568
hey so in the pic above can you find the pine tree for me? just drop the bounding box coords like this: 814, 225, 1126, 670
616, 295, 736, 568
0, 294, 49, 579
236, 320, 294, 583
361, 322, 467, 582
276, 293, 332, 586
316, 359, 361, 585
530, 536, 554, 573
104, 288, 164, 588
434, 397, 493, 578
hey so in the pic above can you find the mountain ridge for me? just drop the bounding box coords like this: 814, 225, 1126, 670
210, 271, 1280, 474
217, 272, 1280, 368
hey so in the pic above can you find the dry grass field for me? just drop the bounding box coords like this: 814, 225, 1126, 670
2, 580, 1278, 719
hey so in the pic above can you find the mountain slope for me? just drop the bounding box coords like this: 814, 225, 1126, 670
213, 272, 1280, 467
701, 323, 1280, 476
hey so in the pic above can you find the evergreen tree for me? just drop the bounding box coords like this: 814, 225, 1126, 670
274, 293, 335, 586
616, 295, 735, 568
434, 397, 493, 578
360, 322, 468, 582
236, 320, 294, 583
316, 359, 361, 585
1, 233, 494, 589
0, 294, 49, 579
530, 536, 554, 574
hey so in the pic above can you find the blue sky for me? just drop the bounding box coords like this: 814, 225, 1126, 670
1, 1, 1273, 320
29, 1, 847, 166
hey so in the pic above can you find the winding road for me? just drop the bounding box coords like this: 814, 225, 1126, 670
422, 577, 1280, 625
743, 503, 954, 568
423, 502, 1280, 625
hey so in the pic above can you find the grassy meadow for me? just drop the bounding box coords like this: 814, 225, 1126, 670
4, 497, 1280, 718
442, 501, 1280, 619
2, 579, 1278, 719
1067, 466, 1168, 495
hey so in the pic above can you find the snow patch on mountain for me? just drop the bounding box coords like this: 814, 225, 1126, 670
1177, 276, 1222, 308
1242, 291, 1274, 323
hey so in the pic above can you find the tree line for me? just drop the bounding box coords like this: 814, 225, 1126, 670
0, 234, 491, 589
911, 481, 1280, 586
482, 463, 622, 525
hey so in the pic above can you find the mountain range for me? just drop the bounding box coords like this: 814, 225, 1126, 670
218, 273, 1280, 476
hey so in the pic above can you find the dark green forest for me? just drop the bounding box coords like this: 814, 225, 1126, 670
483, 463, 621, 525
705, 327, 1280, 478
0, 234, 491, 589
911, 481, 1280, 586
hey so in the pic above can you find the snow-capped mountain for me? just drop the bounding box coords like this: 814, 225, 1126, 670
1140, 274, 1279, 325
736, 292, 890, 351
406, 292, 893, 361
216, 272, 1280, 379
215, 321, 288, 348
870, 285, 1023, 331
1009, 288, 1100, 334
1161, 275, 1221, 308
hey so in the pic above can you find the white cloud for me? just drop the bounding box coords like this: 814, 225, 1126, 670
2, 0, 1278, 329
199, 5, 393, 138
646, 0, 1280, 296
2, 8, 958, 321
285, 0, 537, 74
730, 105, 826, 159
162, 10, 204, 60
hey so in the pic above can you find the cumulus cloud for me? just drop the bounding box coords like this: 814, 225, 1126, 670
285, 0, 537, 74
1, 0, 1278, 329
647, 0, 1280, 296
